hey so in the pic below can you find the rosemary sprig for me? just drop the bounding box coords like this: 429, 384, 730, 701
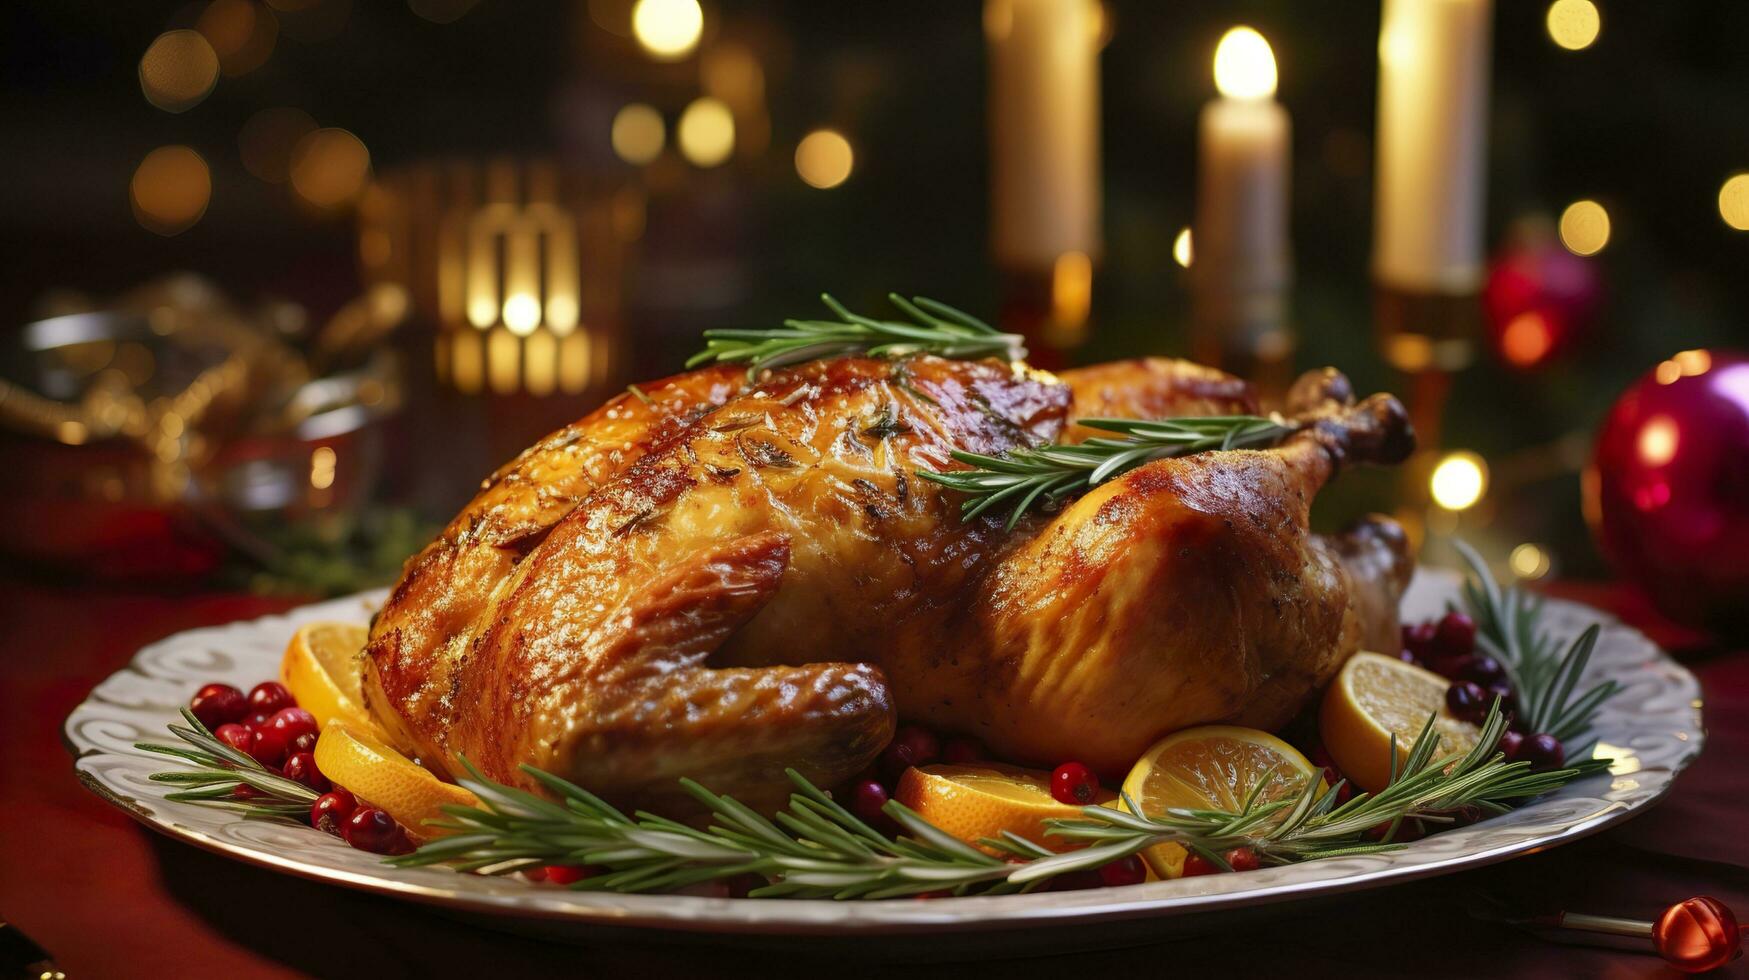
685, 293, 1026, 380
919, 415, 1297, 530
134, 709, 319, 819
390, 703, 1606, 897
1453, 540, 1620, 748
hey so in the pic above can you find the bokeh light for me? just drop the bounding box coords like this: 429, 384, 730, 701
677, 97, 734, 167
1558, 199, 1610, 256
139, 30, 220, 113
1213, 26, 1276, 100
1719, 174, 1749, 231
631, 0, 703, 61
1637, 415, 1679, 467
131, 146, 212, 236
1500, 311, 1554, 367
610, 103, 666, 165
1509, 543, 1552, 580
1430, 451, 1487, 511
289, 128, 371, 209
794, 129, 853, 189
1546, 0, 1600, 51
239, 106, 317, 183
198, 0, 278, 77
1173, 227, 1194, 268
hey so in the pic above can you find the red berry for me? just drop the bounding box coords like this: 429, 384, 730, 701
1365, 818, 1425, 843
190, 683, 247, 728
879, 725, 941, 780
248, 681, 294, 715
231, 783, 264, 800
1181, 853, 1220, 877
288, 731, 318, 754
1223, 847, 1261, 872
311, 789, 357, 833
214, 722, 254, 755
940, 737, 987, 764
1098, 855, 1147, 887
1433, 612, 1477, 658
1402, 621, 1438, 659
1453, 654, 1505, 686
282, 751, 330, 792
247, 724, 290, 768
1444, 681, 1489, 724
1321, 767, 1355, 807
543, 864, 593, 885
850, 779, 894, 832
1050, 762, 1100, 806
1516, 733, 1565, 771
244, 711, 275, 729
266, 706, 319, 745
342, 807, 404, 854
1496, 729, 1524, 759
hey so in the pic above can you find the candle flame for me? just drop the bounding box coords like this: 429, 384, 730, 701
1214, 26, 1276, 100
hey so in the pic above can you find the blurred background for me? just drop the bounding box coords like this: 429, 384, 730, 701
1, 0, 1745, 631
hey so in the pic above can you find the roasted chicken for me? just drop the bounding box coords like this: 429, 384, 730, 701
362, 355, 1414, 809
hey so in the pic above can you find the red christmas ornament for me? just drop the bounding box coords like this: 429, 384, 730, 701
1654, 896, 1743, 973
1586, 349, 1749, 636
1482, 232, 1602, 370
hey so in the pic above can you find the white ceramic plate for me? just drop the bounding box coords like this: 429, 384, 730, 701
65, 571, 1704, 951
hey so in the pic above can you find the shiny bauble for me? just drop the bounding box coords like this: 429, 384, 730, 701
1482, 236, 1602, 370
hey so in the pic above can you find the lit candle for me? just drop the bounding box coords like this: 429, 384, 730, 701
985, 0, 1102, 270
1373, 0, 1492, 294
1192, 26, 1291, 375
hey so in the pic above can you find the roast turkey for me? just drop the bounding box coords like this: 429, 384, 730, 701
362, 355, 1414, 810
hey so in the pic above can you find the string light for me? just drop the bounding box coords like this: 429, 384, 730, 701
1173, 227, 1194, 268
197, 0, 278, 77
794, 129, 853, 189
290, 128, 371, 209
1558, 199, 1610, 256
139, 30, 220, 113
1719, 174, 1749, 231
677, 97, 734, 167
631, 0, 703, 61
1213, 27, 1276, 100
1545, 0, 1600, 51
610, 104, 665, 165
1509, 543, 1552, 580
1430, 451, 1488, 511
1500, 312, 1554, 367
131, 146, 211, 236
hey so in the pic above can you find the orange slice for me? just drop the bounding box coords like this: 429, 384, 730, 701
313, 722, 480, 841
893, 763, 1113, 851
280, 622, 397, 747
1119, 726, 1321, 879
1320, 651, 1482, 795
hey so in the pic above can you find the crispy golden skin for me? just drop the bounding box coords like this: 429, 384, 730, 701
366, 355, 1414, 805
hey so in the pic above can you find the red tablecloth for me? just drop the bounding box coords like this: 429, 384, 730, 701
2, 578, 1744, 977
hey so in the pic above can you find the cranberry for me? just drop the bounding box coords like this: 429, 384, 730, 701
1452, 654, 1505, 686
282, 752, 330, 792
1485, 683, 1518, 717
1365, 818, 1425, 843
543, 865, 592, 885
1402, 621, 1438, 660
1433, 612, 1477, 658
1181, 852, 1220, 877
247, 724, 290, 768
244, 711, 275, 730
248, 681, 294, 716
1223, 847, 1261, 872
523, 866, 548, 882
1496, 729, 1525, 760
266, 707, 319, 745
850, 779, 893, 829
879, 725, 941, 780
1515, 733, 1566, 771
1098, 855, 1147, 887
940, 737, 987, 764
311, 788, 357, 834
231, 783, 264, 800
342, 807, 405, 854
1444, 681, 1489, 724
1320, 767, 1355, 807
190, 683, 247, 728
1050, 762, 1100, 806
214, 722, 254, 756
288, 731, 319, 755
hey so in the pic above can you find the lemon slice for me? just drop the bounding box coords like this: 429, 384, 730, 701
1320, 651, 1482, 794
313, 722, 481, 841
1119, 726, 1320, 879
280, 622, 398, 746
893, 763, 1112, 851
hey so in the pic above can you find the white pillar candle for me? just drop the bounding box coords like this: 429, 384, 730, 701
985, 0, 1102, 270
1193, 27, 1291, 367
1373, 0, 1493, 294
